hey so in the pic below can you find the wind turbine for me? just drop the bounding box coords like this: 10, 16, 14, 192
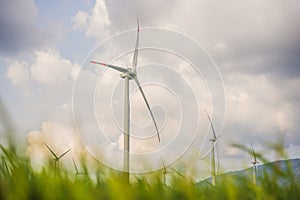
204, 110, 220, 187
251, 143, 259, 185
72, 159, 86, 176
90, 19, 160, 182
44, 143, 71, 171
160, 156, 173, 186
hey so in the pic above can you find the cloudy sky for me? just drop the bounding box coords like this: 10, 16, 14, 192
1, 0, 300, 180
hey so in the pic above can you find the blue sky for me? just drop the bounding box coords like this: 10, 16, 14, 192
1, 0, 300, 180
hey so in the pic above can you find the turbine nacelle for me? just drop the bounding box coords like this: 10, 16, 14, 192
251, 161, 259, 165
120, 68, 136, 79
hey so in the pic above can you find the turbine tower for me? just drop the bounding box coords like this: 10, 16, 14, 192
251, 143, 259, 185
204, 110, 219, 186
90, 19, 160, 182
44, 143, 71, 171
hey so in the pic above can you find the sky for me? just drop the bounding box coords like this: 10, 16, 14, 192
1, 0, 300, 181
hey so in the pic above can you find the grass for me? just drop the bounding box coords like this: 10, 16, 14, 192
0, 140, 299, 200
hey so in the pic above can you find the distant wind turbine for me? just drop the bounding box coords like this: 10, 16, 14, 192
44, 143, 71, 171
204, 109, 220, 187
160, 156, 173, 186
251, 143, 259, 185
72, 159, 86, 176
90, 19, 160, 182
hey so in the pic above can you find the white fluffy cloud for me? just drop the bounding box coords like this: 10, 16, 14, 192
30, 49, 79, 86
6, 49, 80, 88
71, 0, 111, 40
6, 61, 30, 89
5, 49, 81, 135
71, 11, 89, 31
213, 72, 300, 172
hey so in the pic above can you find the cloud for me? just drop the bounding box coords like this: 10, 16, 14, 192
70, 0, 300, 90
223, 73, 300, 145
71, 11, 89, 30
71, 0, 180, 40
71, 0, 111, 40
5, 49, 81, 132
105, 0, 180, 30
6, 48, 80, 88
145, 0, 300, 155
6, 61, 30, 90
170, 0, 300, 78
30, 49, 80, 86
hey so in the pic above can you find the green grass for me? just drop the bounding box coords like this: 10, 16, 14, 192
0, 142, 299, 200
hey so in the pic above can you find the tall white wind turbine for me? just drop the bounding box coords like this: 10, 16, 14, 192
90, 19, 160, 182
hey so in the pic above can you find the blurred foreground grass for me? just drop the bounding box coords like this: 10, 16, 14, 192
0, 141, 300, 200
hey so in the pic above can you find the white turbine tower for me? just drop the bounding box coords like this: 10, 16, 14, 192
204, 110, 219, 187
90, 19, 160, 182
251, 143, 259, 185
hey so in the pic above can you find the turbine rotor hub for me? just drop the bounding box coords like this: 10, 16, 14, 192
120, 70, 136, 80
120, 73, 133, 79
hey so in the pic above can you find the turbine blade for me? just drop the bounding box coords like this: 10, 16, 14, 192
170, 168, 186, 179
204, 109, 217, 140
72, 159, 79, 173
58, 148, 71, 160
132, 18, 139, 71
90, 61, 129, 74
134, 77, 160, 142
198, 152, 210, 160
251, 143, 257, 163
44, 143, 58, 160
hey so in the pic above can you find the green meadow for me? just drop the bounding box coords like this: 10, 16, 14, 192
0, 140, 299, 200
